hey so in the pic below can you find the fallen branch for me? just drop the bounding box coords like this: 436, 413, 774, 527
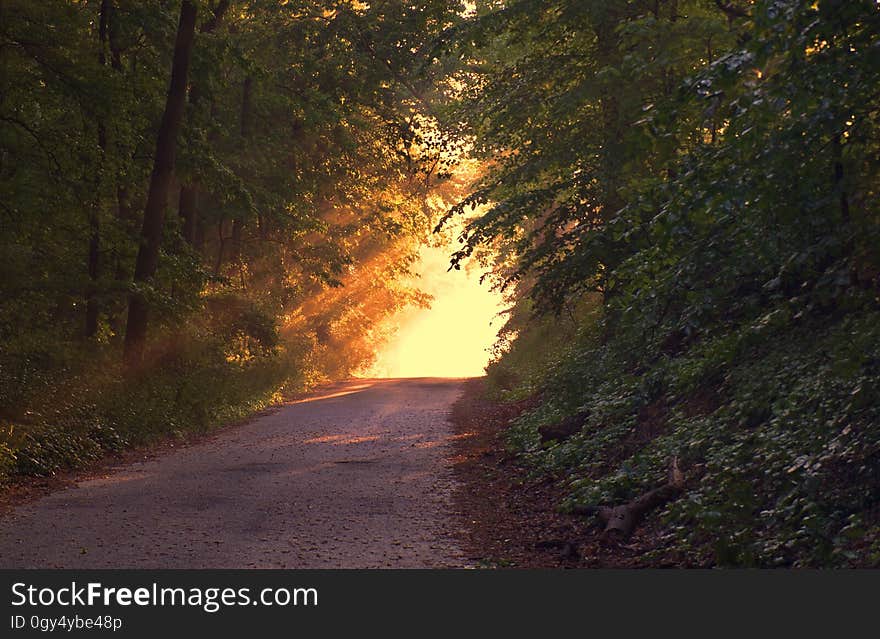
573, 458, 685, 540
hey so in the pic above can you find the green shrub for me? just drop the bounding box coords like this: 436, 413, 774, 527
496, 305, 880, 567
0, 316, 306, 482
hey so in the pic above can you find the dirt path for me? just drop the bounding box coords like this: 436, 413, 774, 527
0, 378, 470, 568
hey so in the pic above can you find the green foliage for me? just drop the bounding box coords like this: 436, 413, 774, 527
6, 0, 878, 569
484, 292, 602, 401
471, 0, 880, 566
0, 313, 295, 481
0, 1, 467, 481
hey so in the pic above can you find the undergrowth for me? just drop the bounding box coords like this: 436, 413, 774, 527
492, 302, 880, 567
0, 324, 317, 483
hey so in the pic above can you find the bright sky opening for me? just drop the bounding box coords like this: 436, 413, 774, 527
365, 242, 507, 379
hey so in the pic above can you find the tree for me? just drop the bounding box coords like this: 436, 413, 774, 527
439, 0, 733, 311
123, 0, 198, 368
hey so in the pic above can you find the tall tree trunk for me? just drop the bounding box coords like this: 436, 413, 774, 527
231, 218, 243, 265
123, 1, 197, 368
85, 0, 113, 338
594, 10, 625, 218
178, 0, 231, 247
832, 132, 850, 227
240, 75, 253, 139
230, 75, 253, 282
107, 1, 132, 228
231, 218, 244, 287
179, 182, 198, 244
85, 207, 101, 337
97, 0, 136, 339
593, 8, 626, 303
214, 220, 226, 276
177, 74, 200, 246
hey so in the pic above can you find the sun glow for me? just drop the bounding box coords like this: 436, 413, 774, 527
363, 241, 506, 379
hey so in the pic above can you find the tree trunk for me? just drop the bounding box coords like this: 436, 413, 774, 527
179, 182, 198, 244
123, 0, 197, 368
832, 132, 850, 226
86, 121, 105, 338
230, 75, 252, 282
85, 0, 113, 338
178, 0, 230, 248
107, 0, 133, 228
595, 15, 625, 219
231, 217, 243, 266
214, 220, 226, 276
85, 208, 101, 337
101, 1, 137, 338
240, 75, 253, 138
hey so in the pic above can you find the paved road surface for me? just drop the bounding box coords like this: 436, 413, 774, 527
0, 378, 470, 568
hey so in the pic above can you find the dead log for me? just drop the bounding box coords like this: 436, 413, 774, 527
574, 458, 685, 540
539, 410, 589, 444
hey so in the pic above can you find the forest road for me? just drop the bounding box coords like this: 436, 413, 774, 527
0, 378, 472, 568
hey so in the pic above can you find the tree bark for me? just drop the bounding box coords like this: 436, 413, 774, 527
179, 182, 198, 244
96, 0, 136, 338
85, 0, 113, 338
214, 220, 226, 276
573, 459, 685, 540
85, 207, 101, 337
595, 482, 683, 540
178, 0, 231, 247
595, 13, 625, 219
832, 132, 850, 226
123, 0, 198, 368
106, 0, 132, 227
230, 75, 252, 281
231, 217, 243, 267
240, 75, 253, 139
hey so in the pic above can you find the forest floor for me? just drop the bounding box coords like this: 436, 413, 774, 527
449, 378, 676, 568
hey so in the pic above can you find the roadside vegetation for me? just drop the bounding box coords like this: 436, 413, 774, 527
0, 0, 460, 481
448, 0, 880, 567
3, 0, 878, 568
